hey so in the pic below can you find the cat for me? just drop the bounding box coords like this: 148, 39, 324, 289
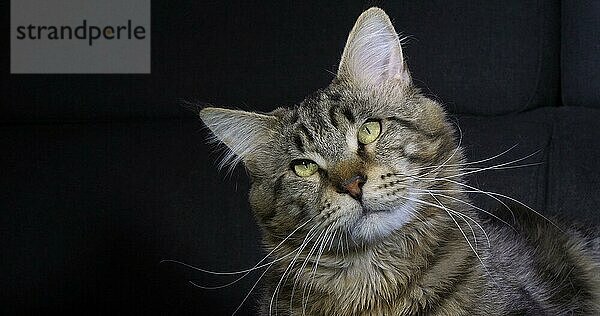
198, 7, 599, 316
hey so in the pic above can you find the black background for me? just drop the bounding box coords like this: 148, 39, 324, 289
2, 1, 599, 315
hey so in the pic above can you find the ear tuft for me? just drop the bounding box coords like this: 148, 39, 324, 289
199, 107, 277, 171
337, 7, 410, 87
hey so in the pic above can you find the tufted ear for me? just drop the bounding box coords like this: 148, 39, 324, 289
337, 7, 410, 87
199, 107, 278, 170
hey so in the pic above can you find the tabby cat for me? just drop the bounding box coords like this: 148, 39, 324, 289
199, 7, 599, 315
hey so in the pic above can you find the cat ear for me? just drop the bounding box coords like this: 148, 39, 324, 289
199, 107, 278, 169
337, 7, 410, 87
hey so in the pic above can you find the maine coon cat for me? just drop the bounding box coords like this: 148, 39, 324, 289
198, 7, 599, 315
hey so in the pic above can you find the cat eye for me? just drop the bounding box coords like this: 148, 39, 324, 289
357, 120, 381, 145
292, 160, 319, 177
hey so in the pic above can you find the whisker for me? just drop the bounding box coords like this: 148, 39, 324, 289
344, 228, 351, 258
270, 224, 321, 316
327, 229, 338, 252
427, 192, 481, 250
303, 226, 335, 314
162, 256, 284, 279
161, 218, 312, 279
277, 224, 327, 314
230, 260, 274, 315
420, 177, 561, 231
441, 150, 541, 180
404, 195, 481, 262
461, 162, 542, 171
402, 194, 498, 286
399, 156, 541, 180
402, 174, 517, 224
411, 143, 519, 172
404, 143, 521, 182
289, 228, 327, 312
414, 190, 515, 231
292, 230, 326, 285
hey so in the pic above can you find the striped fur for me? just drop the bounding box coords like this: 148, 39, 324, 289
200, 7, 599, 315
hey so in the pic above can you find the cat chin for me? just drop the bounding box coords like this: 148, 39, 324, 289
349, 197, 419, 243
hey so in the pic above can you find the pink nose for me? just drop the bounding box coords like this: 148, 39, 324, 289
340, 175, 367, 200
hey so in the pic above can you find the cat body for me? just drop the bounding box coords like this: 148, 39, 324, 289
258, 206, 599, 315
200, 8, 599, 315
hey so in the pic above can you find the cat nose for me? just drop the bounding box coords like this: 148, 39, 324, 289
339, 175, 367, 200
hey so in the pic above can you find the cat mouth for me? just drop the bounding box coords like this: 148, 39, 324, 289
361, 207, 391, 215
357, 198, 393, 215
349, 197, 419, 242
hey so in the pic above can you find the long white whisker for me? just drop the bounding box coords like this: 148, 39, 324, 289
327, 229, 338, 252
290, 228, 328, 311
403, 174, 517, 223
231, 260, 274, 315
163, 218, 312, 280
343, 228, 350, 258
422, 178, 560, 231
410, 143, 519, 173
405, 154, 540, 179
441, 150, 541, 180
460, 162, 542, 171
414, 190, 515, 231
427, 192, 480, 250
165, 255, 284, 279
270, 224, 320, 316
303, 226, 335, 314
403, 194, 498, 286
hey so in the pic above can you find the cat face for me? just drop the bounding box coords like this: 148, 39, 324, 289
200, 8, 459, 246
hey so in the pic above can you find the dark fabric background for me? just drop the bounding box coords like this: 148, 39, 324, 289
2, 0, 561, 122
562, 0, 600, 108
2, 1, 598, 315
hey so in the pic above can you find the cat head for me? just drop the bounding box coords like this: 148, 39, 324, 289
200, 8, 460, 245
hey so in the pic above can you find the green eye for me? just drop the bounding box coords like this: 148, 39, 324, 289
357, 120, 381, 144
293, 160, 319, 177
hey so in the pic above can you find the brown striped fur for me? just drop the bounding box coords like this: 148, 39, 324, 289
200, 7, 599, 315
